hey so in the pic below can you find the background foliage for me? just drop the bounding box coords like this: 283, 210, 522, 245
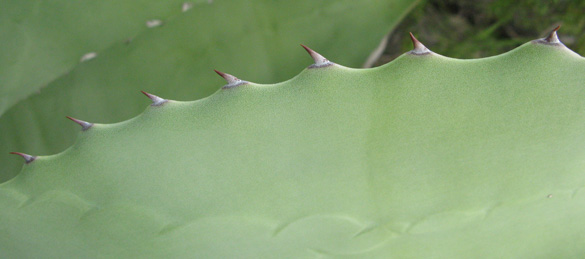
375, 0, 585, 65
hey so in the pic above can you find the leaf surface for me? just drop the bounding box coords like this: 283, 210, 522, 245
0, 0, 420, 181
1, 40, 584, 257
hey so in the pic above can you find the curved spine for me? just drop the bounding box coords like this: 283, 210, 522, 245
141, 91, 168, 106
408, 32, 431, 55
214, 70, 248, 89
66, 116, 93, 131
9, 152, 36, 164
301, 44, 333, 68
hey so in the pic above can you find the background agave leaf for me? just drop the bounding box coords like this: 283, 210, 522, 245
0, 0, 188, 115
0, 0, 420, 181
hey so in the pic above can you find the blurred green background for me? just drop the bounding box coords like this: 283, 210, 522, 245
374, 0, 585, 66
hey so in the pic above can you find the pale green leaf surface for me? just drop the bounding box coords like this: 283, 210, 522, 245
0, 0, 419, 181
1, 41, 584, 257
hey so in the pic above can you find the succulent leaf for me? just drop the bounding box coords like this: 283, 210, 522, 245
1, 35, 584, 257
0, 0, 420, 181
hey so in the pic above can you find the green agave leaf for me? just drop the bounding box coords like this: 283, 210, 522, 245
1, 32, 584, 257
0, 0, 420, 181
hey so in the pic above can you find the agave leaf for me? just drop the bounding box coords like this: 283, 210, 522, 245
0, 0, 420, 181
1, 33, 584, 257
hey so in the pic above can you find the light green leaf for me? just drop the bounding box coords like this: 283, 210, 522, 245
1, 37, 585, 257
0, 0, 420, 181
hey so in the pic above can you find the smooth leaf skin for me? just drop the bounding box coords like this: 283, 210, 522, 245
0, 0, 420, 181
1, 41, 585, 257
0, 0, 189, 115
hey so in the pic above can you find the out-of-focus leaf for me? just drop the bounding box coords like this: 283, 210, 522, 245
0, 0, 187, 114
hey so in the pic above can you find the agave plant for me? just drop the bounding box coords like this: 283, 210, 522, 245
1, 23, 584, 257
0, 0, 420, 181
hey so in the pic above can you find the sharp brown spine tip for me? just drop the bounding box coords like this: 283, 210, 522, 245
9, 152, 36, 164
213, 69, 248, 89
300, 44, 312, 54
535, 25, 562, 45
66, 116, 93, 131
141, 90, 167, 106
408, 32, 431, 55
409, 32, 416, 42
300, 44, 333, 68
213, 69, 225, 77
545, 25, 561, 44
